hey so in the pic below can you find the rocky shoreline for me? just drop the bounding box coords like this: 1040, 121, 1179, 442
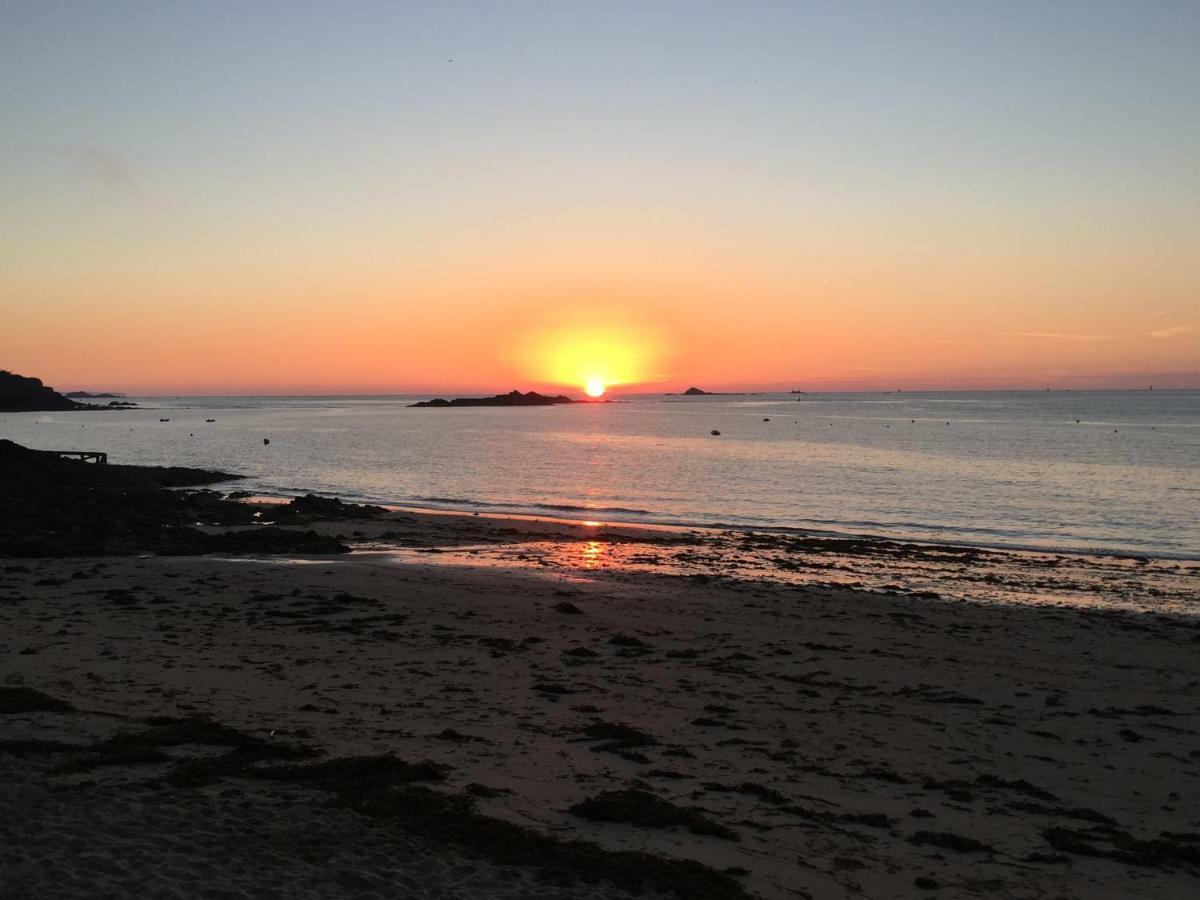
0, 441, 355, 557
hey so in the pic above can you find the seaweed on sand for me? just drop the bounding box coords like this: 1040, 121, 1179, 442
581, 720, 658, 754
1044, 825, 1200, 869
249, 754, 449, 790
0, 686, 75, 714
569, 788, 740, 841
359, 786, 749, 898
909, 830, 994, 853
171, 740, 751, 897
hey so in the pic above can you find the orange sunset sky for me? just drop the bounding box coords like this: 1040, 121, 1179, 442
2, 3, 1197, 395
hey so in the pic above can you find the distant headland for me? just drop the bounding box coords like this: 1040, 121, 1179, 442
1, 370, 137, 411
1, 370, 90, 412
410, 389, 576, 408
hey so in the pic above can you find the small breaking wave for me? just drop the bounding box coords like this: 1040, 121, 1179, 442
410, 496, 655, 516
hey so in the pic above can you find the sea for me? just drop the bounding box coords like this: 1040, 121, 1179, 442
4, 390, 1198, 559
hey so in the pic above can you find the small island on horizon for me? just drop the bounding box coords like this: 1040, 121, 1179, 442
667, 386, 764, 397
409, 389, 576, 408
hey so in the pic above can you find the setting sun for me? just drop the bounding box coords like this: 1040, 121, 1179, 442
507, 316, 669, 396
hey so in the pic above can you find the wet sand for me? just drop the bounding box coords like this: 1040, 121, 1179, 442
2, 507, 1199, 898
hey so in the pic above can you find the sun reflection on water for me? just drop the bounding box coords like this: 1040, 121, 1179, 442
579, 540, 607, 570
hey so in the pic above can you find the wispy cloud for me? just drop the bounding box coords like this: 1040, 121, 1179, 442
1007, 332, 1114, 343
66, 145, 136, 190
1149, 325, 1194, 339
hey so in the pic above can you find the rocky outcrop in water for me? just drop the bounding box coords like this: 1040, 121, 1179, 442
410, 390, 574, 408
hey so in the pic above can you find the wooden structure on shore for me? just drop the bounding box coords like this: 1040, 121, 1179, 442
52, 450, 107, 464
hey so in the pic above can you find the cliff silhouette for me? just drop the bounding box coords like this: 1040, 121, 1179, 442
0, 370, 89, 412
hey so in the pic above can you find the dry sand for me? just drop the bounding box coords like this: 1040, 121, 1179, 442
2, 511, 1198, 898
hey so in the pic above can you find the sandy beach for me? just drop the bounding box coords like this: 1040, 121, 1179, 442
3, 496, 1199, 899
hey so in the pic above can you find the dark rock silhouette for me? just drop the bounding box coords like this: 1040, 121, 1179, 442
0, 439, 347, 557
669, 386, 762, 397
65, 391, 126, 398
0, 370, 90, 411
289, 493, 386, 519
410, 390, 574, 408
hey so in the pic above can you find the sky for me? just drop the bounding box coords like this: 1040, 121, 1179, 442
2, 1, 1198, 394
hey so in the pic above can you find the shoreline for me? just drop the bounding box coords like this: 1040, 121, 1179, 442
223, 496, 1200, 619
3, 446, 1200, 897
240, 488, 1200, 565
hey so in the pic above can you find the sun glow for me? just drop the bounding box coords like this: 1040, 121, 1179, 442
509, 317, 667, 396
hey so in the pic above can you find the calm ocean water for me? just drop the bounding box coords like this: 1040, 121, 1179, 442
4, 391, 1198, 558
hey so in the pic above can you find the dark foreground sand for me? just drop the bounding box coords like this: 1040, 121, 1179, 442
2, 511, 1199, 899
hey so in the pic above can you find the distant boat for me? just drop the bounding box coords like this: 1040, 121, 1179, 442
205, 418, 216, 423
159, 418, 170, 422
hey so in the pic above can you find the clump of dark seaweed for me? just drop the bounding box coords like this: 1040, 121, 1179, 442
106, 716, 259, 750
53, 747, 171, 774
0, 686, 75, 714
0, 738, 86, 756
583, 720, 656, 746
702, 781, 788, 805
254, 754, 450, 789
356, 786, 748, 898
570, 788, 740, 841
909, 830, 993, 853
1044, 825, 1200, 869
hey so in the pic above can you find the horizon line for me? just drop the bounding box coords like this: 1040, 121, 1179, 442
90, 384, 1197, 399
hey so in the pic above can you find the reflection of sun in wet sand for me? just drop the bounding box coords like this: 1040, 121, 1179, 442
579, 540, 607, 569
